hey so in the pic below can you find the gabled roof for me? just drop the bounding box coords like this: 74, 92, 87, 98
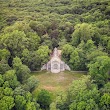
51, 47, 62, 59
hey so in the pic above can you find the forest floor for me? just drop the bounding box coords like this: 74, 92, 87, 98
32, 71, 87, 95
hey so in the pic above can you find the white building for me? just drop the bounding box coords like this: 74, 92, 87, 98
41, 48, 70, 73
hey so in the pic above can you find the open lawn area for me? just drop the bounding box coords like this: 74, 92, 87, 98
32, 71, 87, 94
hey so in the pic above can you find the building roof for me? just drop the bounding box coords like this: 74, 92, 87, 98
51, 47, 62, 59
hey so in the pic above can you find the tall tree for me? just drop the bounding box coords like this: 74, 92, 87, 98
0, 96, 15, 110
72, 23, 96, 46
36, 45, 51, 66
88, 56, 110, 87
13, 57, 30, 83
62, 44, 74, 64
3, 70, 20, 89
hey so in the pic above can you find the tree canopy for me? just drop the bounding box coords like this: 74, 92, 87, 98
0, 0, 110, 110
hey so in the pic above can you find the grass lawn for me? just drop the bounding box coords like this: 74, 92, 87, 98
32, 71, 86, 95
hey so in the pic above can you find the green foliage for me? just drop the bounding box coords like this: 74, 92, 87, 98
13, 57, 30, 83
62, 44, 74, 63
15, 95, 26, 110
14, 88, 39, 110
3, 70, 20, 89
69, 75, 95, 99
72, 23, 95, 46
25, 102, 36, 110
0, 96, 14, 110
100, 82, 110, 94
86, 49, 108, 62
23, 76, 38, 92
50, 102, 57, 110
0, 49, 11, 73
100, 93, 110, 109
62, 40, 97, 71
53, 75, 101, 110
29, 21, 46, 36
0, 0, 110, 109
105, 6, 110, 15
3, 87, 13, 96
36, 45, 50, 66
0, 60, 11, 74
13, 57, 22, 68
0, 30, 27, 57
69, 49, 80, 70
3, 21, 31, 33
26, 32, 41, 51
14, 86, 26, 96
0, 54, 39, 110
21, 49, 39, 71
3, 81, 10, 88
88, 56, 110, 87
0, 49, 10, 61
37, 89, 53, 110
0, 74, 4, 86
21, 46, 50, 71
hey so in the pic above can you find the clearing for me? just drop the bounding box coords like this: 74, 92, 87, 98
32, 71, 86, 94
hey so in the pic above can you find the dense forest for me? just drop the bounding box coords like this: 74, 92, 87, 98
0, 0, 110, 110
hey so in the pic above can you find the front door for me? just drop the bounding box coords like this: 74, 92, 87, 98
51, 61, 60, 73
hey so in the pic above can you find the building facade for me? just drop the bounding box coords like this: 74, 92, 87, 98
41, 48, 70, 73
